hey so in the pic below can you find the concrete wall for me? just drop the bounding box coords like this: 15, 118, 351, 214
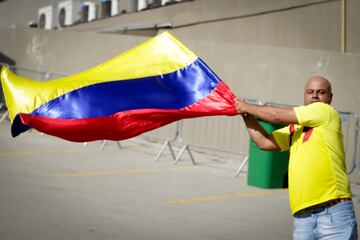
0, 0, 57, 28
346, 0, 360, 53
1, 0, 359, 53
170, 1, 341, 52
0, 0, 137, 29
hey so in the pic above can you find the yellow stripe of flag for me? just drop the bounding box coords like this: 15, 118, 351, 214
0, 32, 198, 121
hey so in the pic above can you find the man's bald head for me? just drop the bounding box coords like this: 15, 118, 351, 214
304, 76, 333, 105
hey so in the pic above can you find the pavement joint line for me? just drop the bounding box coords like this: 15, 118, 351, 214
0, 147, 100, 157
166, 189, 288, 205
55, 165, 207, 177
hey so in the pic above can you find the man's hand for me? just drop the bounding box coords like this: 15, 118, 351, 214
235, 98, 249, 116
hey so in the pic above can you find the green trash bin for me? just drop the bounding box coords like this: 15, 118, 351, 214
247, 119, 289, 188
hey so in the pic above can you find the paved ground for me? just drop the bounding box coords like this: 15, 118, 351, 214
0, 119, 360, 240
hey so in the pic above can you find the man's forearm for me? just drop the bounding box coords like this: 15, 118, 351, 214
243, 115, 269, 140
244, 105, 297, 125
242, 115, 279, 151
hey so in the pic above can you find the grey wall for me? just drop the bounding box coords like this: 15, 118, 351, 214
346, 0, 360, 53
170, 1, 341, 52
0, 0, 137, 29
0, 0, 57, 28
1, 0, 360, 53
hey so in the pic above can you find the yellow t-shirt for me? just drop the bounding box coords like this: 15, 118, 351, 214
272, 102, 351, 215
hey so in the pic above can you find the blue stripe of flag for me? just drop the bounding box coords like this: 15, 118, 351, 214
31, 58, 221, 119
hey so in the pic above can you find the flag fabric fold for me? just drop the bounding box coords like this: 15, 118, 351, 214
1, 32, 237, 142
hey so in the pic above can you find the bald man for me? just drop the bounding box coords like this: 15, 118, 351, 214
236, 76, 357, 239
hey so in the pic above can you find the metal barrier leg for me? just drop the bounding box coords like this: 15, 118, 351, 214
0, 111, 9, 124
174, 145, 196, 165
100, 140, 122, 150
168, 142, 176, 160
235, 155, 249, 177
154, 121, 196, 165
100, 140, 108, 150
155, 141, 169, 161
155, 140, 176, 161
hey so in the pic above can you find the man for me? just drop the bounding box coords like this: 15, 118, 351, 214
236, 76, 357, 239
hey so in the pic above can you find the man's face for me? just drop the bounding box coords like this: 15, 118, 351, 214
304, 77, 333, 105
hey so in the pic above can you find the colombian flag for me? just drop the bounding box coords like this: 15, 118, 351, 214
0, 32, 237, 142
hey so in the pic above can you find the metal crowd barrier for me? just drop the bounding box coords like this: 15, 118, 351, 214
12, 66, 67, 80
154, 121, 196, 165
339, 111, 359, 174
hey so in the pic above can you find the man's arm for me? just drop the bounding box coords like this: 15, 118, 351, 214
236, 99, 298, 151
242, 114, 281, 151
236, 99, 298, 125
